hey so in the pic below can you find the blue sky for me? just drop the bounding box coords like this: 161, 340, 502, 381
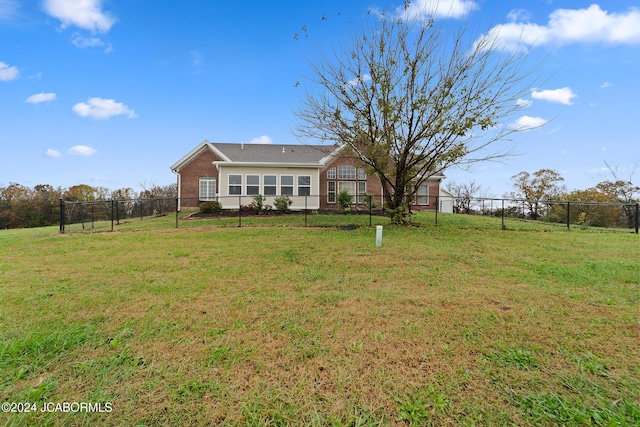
1, 0, 639, 197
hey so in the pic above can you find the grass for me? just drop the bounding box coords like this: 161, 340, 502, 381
0, 213, 638, 426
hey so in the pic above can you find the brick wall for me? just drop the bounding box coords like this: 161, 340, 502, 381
178, 148, 222, 208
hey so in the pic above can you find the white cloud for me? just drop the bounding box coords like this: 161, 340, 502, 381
248, 135, 273, 145
0, 61, 19, 81
0, 0, 19, 20
25, 92, 57, 104
507, 9, 531, 23
510, 115, 548, 131
347, 74, 372, 88
43, 0, 115, 33
531, 87, 577, 105
600, 81, 613, 88
516, 98, 532, 107
191, 50, 203, 66
68, 145, 97, 156
71, 33, 102, 47
398, 0, 477, 20
45, 149, 61, 158
479, 4, 640, 51
72, 97, 137, 119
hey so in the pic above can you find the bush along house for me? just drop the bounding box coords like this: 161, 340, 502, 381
170, 140, 448, 212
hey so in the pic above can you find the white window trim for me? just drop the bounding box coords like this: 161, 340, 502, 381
327, 181, 336, 203
228, 174, 242, 196
338, 164, 356, 180
298, 175, 311, 196
280, 175, 294, 196
246, 174, 260, 196
357, 181, 366, 203
416, 184, 430, 205
263, 175, 277, 196
199, 177, 216, 201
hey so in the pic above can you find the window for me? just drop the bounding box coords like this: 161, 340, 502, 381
338, 181, 356, 196
280, 175, 294, 195
264, 175, 277, 195
327, 163, 367, 204
357, 181, 367, 203
246, 175, 260, 195
358, 168, 366, 180
338, 164, 356, 179
416, 184, 429, 205
228, 174, 242, 195
298, 176, 311, 196
327, 181, 336, 203
199, 177, 216, 200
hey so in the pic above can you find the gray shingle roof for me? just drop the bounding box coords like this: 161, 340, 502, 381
211, 143, 337, 164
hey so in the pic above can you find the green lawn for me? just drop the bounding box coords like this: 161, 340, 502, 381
1, 214, 638, 426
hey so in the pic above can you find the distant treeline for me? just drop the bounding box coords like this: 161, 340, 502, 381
0, 183, 176, 229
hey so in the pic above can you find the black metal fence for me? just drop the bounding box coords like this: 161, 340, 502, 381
58, 195, 640, 234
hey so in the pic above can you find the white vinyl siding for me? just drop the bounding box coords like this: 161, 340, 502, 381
216, 166, 321, 210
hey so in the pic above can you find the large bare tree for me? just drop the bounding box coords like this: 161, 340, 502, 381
295, 8, 538, 224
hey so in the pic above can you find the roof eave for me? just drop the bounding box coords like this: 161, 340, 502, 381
213, 161, 324, 168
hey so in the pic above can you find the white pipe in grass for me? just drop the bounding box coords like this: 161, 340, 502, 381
376, 225, 383, 247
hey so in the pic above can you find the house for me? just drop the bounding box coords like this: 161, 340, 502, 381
170, 140, 446, 211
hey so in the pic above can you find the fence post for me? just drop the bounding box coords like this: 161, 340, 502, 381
501, 199, 505, 230
635, 203, 639, 234
566, 202, 571, 230
238, 196, 242, 227
176, 198, 179, 228
59, 198, 65, 233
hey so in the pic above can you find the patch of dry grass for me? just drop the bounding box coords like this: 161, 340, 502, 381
1, 217, 638, 425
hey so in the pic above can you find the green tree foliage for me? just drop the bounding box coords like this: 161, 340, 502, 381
550, 188, 620, 228
0, 182, 176, 229
295, 7, 536, 224
508, 169, 565, 220
337, 189, 354, 213
595, 161, 639, 227
0, 183, 62, 228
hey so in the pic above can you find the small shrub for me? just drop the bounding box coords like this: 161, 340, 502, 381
199, 200, 222, 213
385, 204, 412, 225
273, 195, 293, 213
337, 189, 353, 213
361, 191, 378, 211
251, 194, 266, 214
